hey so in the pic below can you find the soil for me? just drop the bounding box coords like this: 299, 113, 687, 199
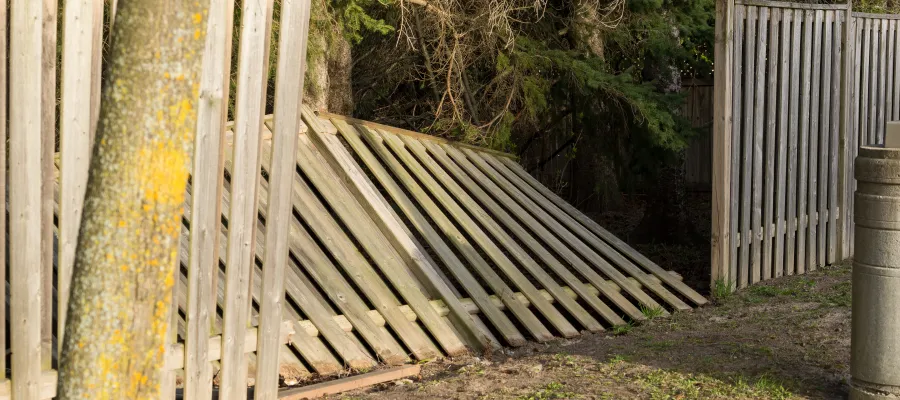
335, 262, 853, 399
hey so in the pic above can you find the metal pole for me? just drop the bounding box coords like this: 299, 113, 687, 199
851, 146, 900, 399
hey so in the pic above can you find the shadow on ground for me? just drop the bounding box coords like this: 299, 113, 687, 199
339, 262, 852, 399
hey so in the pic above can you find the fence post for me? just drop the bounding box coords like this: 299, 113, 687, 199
712, 0, 736, 289
838, 1, 854, 260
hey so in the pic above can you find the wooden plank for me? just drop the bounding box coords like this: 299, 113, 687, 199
422, 141, 609, 329
0, 0, 7, 381
879, 19, 889, 142
837, 4, 852, 262
40, 0, 57, 370
774, 8, 791, 278
893, 19, 900, 121
9, 0, 45, 396
407, 139, 605, 331
293, 135, 467, 357
785, 8, 802, 276
849, 13, 863, 258
763, 8, 780, 281
750, 6, 768, 284
356, 126, 555, 342
255, 0, 312, 397
729, 4, 744, 285
861, 18, 871, 146
886, 20, 895, 125
306, 122, 491, 351
330, 119, 528, 346
807, 9, 823, 272
58, 0, 99, 353
797, 9, 813, 275
220, 0, 275, 397
442, 143, 633, 325
278, 365, 421, 400
490, 154, 708, 307
735, 0, 846, 10
162, 259, 179, 400
379, 130, 579, 338
853, 11, 900, 20
0, 370, 57, 399
818, 10, 834, 267
184, 1, 236, 398
740, 6, 757, 287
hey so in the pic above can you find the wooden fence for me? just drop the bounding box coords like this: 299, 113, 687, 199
1, 0, 710, 399
712, 0, 900, 288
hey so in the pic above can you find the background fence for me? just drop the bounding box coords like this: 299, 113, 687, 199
713, 0, 900, 289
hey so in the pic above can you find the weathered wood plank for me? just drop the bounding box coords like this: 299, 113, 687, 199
0, 0, 7, 381
279, 365, 421, 400
807, 9, 823, 272
328, 119, 528, 346
422, 141, 609, 329
893, 19, 900, 121
774, 8, 791, 278
750, 6, 768, 284
220, 0, 275, 396
740, 6, 758, 287
836, 4, 851, 262
879, 19, 889, 143
58, 0, 100, 354
763, 8, 780, 281
796, 9, 813, 275
40, 0, 57, 370
184, 0, 236, 398
254, 0, 312, 397
886, 20, 895, 126
730, 4, 745, 284
785, 8, 802, 276
736, 0, 846, 10
445, 144, 633, 324
306, 120, 492, 351
358, 126, 556, 342
861, 18, 872, 145
9, 0, 45, 396
818, 10, 834, 267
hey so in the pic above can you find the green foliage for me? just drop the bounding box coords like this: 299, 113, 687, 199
333, 0, 396, 43
712, 279, 735, 301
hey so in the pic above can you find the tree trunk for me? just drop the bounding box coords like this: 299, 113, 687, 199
58, 0, 207, 398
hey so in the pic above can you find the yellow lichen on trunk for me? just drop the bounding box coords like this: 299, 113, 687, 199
58, 1, 208, 399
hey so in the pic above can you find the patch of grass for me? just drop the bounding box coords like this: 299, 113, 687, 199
551, 353, 578, 368
518, 382, 578, 400
458, 364, 485, 376
607, 354, 629, 365
640, 304, 665, 320
647, 339, 676, 351
632, 368, 797, 400
612, 323, 633, 336
823, 281, 851, 307
713, 279, 735, 301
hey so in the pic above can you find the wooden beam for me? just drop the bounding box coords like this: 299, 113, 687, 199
712, 0, 736, 288
278, 365, 421, 400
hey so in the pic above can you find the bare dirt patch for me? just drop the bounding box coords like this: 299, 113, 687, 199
337, 262, 852, 399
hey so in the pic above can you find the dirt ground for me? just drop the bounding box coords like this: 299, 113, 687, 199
337, 262, 853, 399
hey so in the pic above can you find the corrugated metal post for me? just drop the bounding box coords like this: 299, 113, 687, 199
851, 146, 900, 399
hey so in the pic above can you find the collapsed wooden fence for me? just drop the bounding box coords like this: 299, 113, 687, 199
713, 0, 900, 288
1, 0, 709, 399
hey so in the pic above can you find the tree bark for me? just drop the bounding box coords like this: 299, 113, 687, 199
58, 0, 207, 398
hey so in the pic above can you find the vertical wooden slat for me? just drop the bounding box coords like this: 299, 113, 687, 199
886, 20, 895, 125
851, 16, 863, 257
879, 19, 889, 142
893, 19, 900, 121
786, 8, 802, 276
836, 6, 851, 262
254, 0, 311, 397
807, 9, 822, 272
40, 0, 57, 371
161, 265, 179, 400
861, 18, 871, 145
775, 8, 791, 278
750, 6, 768, 284
0, 0, 8, 383
763, 8, 780, 281
740, 6, 757, 287
221, 0, 275, 398
727, 3, 744, 288
9, 0, 45, 397
88, 0, 103, 145
819, 10, 834, 267
797, 9, 813, 275
59, 0, 101, 358
185, 1, 236, 399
